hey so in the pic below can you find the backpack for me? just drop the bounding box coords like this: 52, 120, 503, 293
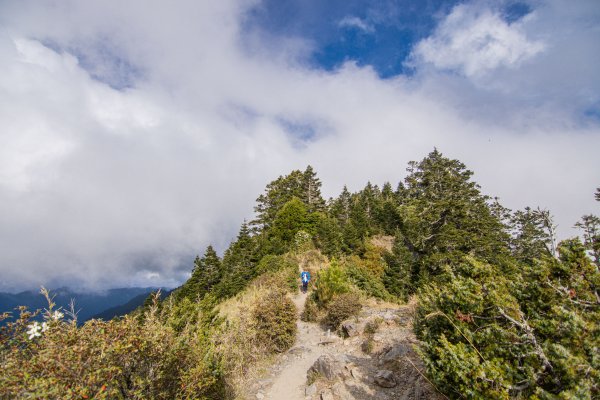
301, 272, 309, 283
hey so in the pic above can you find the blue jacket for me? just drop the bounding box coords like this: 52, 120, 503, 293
301, 271, 311, 283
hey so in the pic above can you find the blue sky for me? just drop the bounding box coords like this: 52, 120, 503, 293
0, 0, 598, 291
245, 0, 532, 77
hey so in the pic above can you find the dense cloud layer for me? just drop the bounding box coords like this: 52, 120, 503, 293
0, 0, 598, 291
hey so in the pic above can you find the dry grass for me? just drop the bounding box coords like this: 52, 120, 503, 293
215, 280, 300, 399
295, 249, 328, 276
370, 235, 394, 252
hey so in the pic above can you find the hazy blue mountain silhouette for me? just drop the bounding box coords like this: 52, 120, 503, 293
0, 287, 166, 325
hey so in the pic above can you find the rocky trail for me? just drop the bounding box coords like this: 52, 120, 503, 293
246, 291, 446, 400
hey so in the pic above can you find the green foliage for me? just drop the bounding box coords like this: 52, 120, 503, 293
268, 198, 319, 253
213, 222, 259, 299
252, 166, 325, 232
383, 234, 415, 300
252, 290, 297, 353
575, 214, 600, 266
323, 292, 362, 330
510, 207, 554, 263
176, 245, 221, 302
416, 251, 599, 399
344, 255, 393, 301
254, 254, 299, 293
400, 149, 510, 279
313, 260, 350, 306
4, 154, 598, 400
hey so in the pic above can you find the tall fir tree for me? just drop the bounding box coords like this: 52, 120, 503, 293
399, 149, 509, 279
252, 166, 325, 232
301, 165, 326, 213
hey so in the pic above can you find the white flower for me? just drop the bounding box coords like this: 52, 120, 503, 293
26, 322, 42, 339
50, 310, 64, 321
41, 322, 49, 332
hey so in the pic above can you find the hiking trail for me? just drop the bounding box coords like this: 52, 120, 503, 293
246, 291, 446, 400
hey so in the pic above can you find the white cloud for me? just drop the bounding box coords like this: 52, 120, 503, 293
338, 16, 375, 33
0, 0, 598, 291
413, 4, 546, 78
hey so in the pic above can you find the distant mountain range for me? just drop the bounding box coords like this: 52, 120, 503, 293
0, 287, 168, 325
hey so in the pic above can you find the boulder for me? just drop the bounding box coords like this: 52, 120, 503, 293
308, 354, 345, 380
342, 322, 359, 337
378, 343, 410, 369
320, 390, 334, 400
374, 370, 397, 388
305, 383, 317, 397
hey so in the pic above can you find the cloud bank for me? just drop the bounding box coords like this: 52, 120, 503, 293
0, 0, 598, 291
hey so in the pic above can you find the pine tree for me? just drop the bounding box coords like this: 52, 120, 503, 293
269, 198, 315, 249
575, 214, 600, 267
329, 185, 351, 226
197, 245, 222, 294
302, 165, 326, 213
382, 233, 414, 300
510, 207, 555, 263
252, 167, 325, 232
216, 222, 258, 298
399, 149, 509, 278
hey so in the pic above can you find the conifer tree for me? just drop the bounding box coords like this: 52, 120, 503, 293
197, 245, 222, 293
252, 167, 325, 231
216, 222, 258, 298
269, 198, 315, 250
301, 165, 326, 213
575, 214, 600, 267
399, 149, 509, 278
510, 207, 555, 263
383, 233, 414, 300
329, 185, 351, 225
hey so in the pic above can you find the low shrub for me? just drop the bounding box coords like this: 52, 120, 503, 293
344, 256, 393, 301
0, 292, 225, 400
314, 260, 350, 306
253, 254, 299, 293
323, 292, 362, 329
301, 294, 319, 322
252, 290, 297, 353
361, 316, 383, 354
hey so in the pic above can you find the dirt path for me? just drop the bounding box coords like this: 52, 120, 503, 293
250, 292, 446, 400
264, 291, 327, 400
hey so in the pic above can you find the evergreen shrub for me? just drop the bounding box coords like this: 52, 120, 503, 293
323, 292, 362, 329
344, 256, 392, 301
314, 260, 350, 306
252, 290, 297, 353
301, 294, 319, 322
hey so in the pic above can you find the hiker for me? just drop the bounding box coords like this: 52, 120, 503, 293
300, 270, 311, 293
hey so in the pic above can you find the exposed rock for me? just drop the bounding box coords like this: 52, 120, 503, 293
350, 367, 362, 380
289, 346, 310, 355
318, 338, 338, 346
256, 392, 264, 399
320, 389, 335, 400
332, 381, 352, 400
374, 370, 397, 388
342, 322, 359, 337
305, 383, 317, 397
378, 343, 410, 369
382, 311, 397, 323
308, 354, 345, 380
